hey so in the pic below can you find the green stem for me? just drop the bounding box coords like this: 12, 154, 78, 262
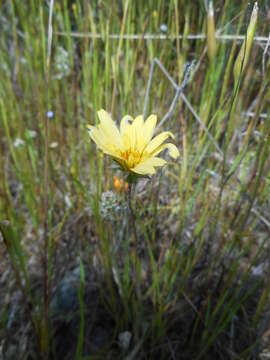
127, 182, 138, 254
127, 181, 140, 297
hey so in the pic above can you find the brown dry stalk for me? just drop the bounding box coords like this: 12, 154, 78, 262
41, 0, 54, 357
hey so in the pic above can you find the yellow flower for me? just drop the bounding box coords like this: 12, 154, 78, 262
87, 109, 179, 176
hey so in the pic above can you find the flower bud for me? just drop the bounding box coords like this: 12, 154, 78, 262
114, 176, 121, 191
207, 1, 217, 61
114, 176, 129, 192
234, 2, 258, 82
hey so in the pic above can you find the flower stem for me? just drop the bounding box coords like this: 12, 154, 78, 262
127, 182, 138, 254
127, 180, 142, 298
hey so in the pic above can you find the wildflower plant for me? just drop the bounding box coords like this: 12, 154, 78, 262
88, 109, 180, 284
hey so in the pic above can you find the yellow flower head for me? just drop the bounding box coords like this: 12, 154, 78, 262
87, 109, 179, 176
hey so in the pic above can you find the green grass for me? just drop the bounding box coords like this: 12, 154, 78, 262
0, 1, 270, 359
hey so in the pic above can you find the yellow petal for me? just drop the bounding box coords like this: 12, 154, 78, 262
126, 120, 137, 150
142, 114, 157, 145
131, 157, 167, 175
131, 115, 145, 151
97, 109, 122, 148
132, 115, 144, 134
144, 131, 175, 155
123, 115, 145, 151
88, 125, 121, 158
122, 133, 130, 150
120, 115, 133, 149
120, 115, 133, 136
150, 143, 180, 159
87, 125, 107, 150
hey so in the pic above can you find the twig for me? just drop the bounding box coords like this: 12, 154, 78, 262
191, 46, 207, 78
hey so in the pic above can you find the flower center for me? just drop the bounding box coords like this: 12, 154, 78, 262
121, 149, 142, 168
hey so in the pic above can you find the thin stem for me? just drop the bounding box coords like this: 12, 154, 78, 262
127, 182, 140, 298
127, 183, 138, 253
